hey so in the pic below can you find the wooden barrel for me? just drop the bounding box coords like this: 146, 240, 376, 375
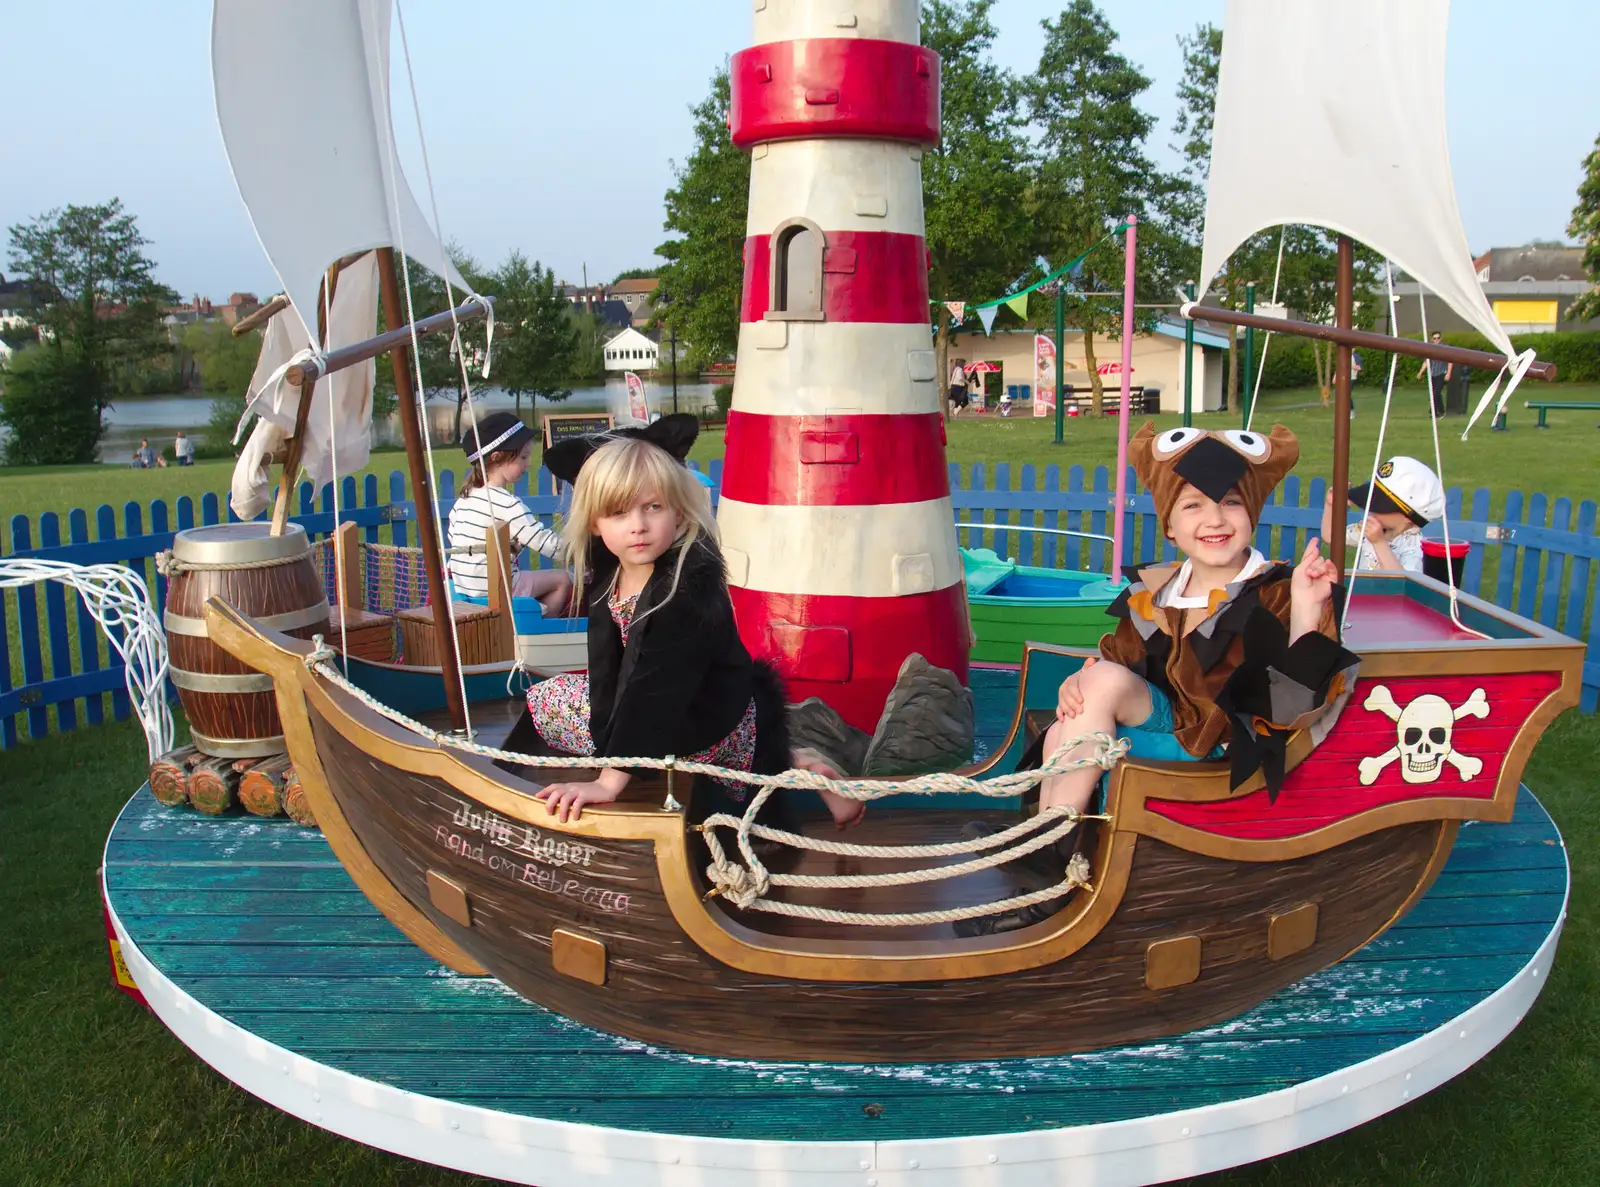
164, 522, 329, 758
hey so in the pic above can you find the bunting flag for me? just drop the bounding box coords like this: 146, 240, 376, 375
932, 221, 1131, 328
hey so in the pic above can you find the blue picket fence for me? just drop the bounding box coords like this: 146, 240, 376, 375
4, 461, 1598, 749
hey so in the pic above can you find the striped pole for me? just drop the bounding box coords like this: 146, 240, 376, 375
720, 1, 965, 733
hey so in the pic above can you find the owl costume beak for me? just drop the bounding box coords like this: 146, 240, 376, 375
1173, 436, 1251, 503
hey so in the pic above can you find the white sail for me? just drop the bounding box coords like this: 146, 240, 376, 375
1199, 0, 1518, 365
211, 0, 469, 343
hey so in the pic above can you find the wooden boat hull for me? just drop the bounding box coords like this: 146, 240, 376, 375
308, 694, 1452, 1059
206, 570, 1583, 1062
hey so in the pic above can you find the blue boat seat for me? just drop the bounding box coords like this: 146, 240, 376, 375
448, 584, 586, 636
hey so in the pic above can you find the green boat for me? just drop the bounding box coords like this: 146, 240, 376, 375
962, 546, 1124, 665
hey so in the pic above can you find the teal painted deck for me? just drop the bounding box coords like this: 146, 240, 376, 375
103, 669, 1567, 1145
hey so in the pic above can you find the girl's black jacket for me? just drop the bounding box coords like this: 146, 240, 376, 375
585, 536, 790, 775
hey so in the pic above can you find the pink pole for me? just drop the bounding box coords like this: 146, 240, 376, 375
1111, 215, 1137, 580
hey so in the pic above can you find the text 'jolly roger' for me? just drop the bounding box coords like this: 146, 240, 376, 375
1358, 686, 1491, 786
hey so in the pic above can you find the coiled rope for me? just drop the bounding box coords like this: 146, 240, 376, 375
0, 560, 173, 760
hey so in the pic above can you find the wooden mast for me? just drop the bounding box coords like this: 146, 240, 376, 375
1329, 236, 1354, 576
375, 246, 468, 733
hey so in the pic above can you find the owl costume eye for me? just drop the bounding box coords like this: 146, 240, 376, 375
1221, 430, 1271, 460
1152, 428, 1204, 459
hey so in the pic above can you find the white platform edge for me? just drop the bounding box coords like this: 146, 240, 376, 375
105, 802, 1567, 1187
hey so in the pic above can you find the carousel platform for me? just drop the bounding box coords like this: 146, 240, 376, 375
103, 669, 1567, 1186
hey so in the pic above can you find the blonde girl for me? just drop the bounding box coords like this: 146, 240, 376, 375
527, 414, 860, 829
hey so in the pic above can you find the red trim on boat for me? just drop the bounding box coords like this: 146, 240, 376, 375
729, 39, 941, 147
730, 584, 970, 732
721, 411, 949, 506
1145, 672, 1562, 841
740, 232, 930, 324
1342, 594, 1490, 647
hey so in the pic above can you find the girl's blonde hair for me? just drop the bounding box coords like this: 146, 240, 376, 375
563, 436, 718, 617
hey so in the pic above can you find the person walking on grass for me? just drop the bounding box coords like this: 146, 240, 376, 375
173, 430, 195, 467
1416, 332, 1450, 416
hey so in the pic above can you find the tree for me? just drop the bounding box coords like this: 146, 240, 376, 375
612, 267, 660, 284
656, 67, 750, 369
1027, 1, 1163, 413
4, 200, 177, 461
182, 321, 261, 396
922, 0, 1037, 411
1167, 23, 1244, 407
0, 345, 103, 466
481, 251, 581, 420
1568, 132, 1600, 324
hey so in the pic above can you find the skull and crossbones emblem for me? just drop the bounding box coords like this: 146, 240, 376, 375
1358, 686, 1490, 786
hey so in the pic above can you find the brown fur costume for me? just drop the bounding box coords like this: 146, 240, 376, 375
1101, 423, 1358, 793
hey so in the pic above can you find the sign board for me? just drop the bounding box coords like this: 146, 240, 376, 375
542, 414, 614, 448
1033, 334, 1057, 418
625, 371, 650, 424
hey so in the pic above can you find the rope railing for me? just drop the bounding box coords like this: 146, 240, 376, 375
301, 635, 1127, 926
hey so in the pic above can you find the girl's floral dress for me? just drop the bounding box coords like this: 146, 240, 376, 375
525, 585, 758, 797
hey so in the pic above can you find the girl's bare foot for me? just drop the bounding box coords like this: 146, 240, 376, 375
792, 748, 866, 830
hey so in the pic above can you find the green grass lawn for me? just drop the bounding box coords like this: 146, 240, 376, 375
2, 712, 1595, 1186
2, 383, 1599, 1183
5, 384, 1600, 537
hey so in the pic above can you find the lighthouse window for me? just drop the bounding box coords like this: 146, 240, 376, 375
767, 217, 826, 321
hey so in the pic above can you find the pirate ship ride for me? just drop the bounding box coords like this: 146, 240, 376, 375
170, 0, 1582, 1073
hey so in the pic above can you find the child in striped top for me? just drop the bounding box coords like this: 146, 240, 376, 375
447, 412, 572, 616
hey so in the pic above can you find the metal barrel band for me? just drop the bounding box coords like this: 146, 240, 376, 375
164, 602, 330, 639
187, 730, 287, 759
169, 668, 276, 694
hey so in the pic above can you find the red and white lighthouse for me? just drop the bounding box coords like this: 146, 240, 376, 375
720, 1, 966, 733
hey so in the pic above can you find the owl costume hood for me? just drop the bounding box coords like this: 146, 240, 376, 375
1130, 422, 1300, 539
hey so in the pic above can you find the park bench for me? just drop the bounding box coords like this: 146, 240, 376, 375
1525, 399, 1600, 428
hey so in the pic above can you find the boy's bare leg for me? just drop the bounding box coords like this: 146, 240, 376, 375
1038, 662, 1152, 813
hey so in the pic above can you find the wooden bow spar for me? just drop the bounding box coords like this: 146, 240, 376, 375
261, 247, 493, 734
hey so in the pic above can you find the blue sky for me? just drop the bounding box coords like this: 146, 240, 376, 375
2, 1, 1594, 300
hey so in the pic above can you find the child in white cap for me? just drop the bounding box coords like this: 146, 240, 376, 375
1320, 455, 1445, 573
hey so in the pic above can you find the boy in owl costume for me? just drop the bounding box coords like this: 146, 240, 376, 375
957, 423, 1360, 936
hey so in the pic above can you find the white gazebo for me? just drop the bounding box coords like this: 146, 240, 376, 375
602, 326, 659, 371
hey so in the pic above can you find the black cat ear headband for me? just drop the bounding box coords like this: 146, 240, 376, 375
543, 412, 700, 485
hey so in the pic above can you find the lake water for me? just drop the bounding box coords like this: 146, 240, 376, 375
92, 380, 721, 464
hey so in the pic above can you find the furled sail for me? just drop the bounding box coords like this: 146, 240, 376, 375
1199, 0, 1527, 383
230, 255, 380, 520
211, 0, 469, 343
